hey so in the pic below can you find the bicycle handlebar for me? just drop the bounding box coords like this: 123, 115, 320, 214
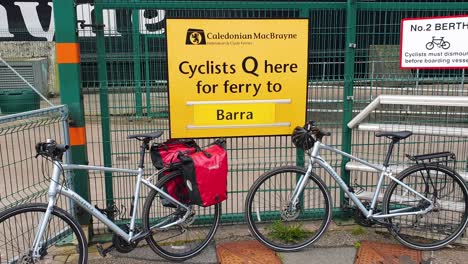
35, 139, 69, 161
304, 120, 331, 139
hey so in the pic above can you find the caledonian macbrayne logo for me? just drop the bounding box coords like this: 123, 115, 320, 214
186, 28, 206, 45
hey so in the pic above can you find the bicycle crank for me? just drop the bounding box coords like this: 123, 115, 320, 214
112, 233, 137, 253
353, 202, 376, 227
112, 224, 138, 253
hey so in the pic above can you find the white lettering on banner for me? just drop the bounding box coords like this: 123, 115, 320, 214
0, 5, 14, 37
0, 2, 167, 40
104, 9, 122, 36
139, 9, 166, 34
77, 4, 96, 37
15, 2, 55, 41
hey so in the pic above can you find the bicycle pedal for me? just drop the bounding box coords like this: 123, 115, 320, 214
96, 243, 115, 257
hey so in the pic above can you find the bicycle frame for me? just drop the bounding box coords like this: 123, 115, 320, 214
31, 160, 189, 258
290, 140, 434, 221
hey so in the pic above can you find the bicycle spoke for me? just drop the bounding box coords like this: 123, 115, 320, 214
142, 171, 220, 261
245, 166, 331, 251
383, 164, 468, 250
0, 204, 87, 263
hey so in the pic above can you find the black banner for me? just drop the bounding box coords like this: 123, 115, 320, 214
0, 0, 166, 41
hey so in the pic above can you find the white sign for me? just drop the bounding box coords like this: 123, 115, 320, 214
400, 15, 468, 69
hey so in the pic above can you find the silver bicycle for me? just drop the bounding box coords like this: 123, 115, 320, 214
245, 121, 468, 251
0, 132, 221, 263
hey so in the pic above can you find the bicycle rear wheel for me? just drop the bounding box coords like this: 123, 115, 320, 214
382, 164, 468, 250
142, 171, 221, 261
0, 203, 87, 263
245, 166, 332, 251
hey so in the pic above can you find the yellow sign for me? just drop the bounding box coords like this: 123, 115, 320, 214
167, 19, 309, 138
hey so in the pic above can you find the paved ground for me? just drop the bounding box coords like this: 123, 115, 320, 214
85, 221, 468, 264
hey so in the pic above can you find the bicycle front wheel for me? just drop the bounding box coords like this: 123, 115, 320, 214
142, 171, 221, 261
383, 164, 468, 250
0, 203, 87, 264
245, 166, 332, 251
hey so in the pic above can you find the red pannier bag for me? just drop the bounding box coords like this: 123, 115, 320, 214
178, 140, 228, 207
150, 139, 199, 207
150, 139, 199, 169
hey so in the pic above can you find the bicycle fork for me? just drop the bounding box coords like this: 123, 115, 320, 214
289, 166, 312, 210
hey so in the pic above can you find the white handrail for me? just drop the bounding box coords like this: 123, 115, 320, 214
347, 95, 468, 129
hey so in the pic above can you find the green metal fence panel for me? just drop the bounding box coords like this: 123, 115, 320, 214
1, 0, 467, 243
73, 1, 468, 238
349, 3, 468, 194
78, 1, 348, 235
0, 106, 70, 211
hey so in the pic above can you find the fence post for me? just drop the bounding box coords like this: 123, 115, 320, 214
132, 9, 143, 117
52, 0, 91, 225
296, 8, 309, 168
341, 0, 357, 208
94, 6, 115, 218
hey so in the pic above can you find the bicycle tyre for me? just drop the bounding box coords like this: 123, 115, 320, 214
245, 166, 332, 251
382, 164, 468, 250
0, 203, 87, 264
142, 170, 221, 261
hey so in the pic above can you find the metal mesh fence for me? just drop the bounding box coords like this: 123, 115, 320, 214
74, 1, 468, 236
349, 5, 468, 197
1, 0, 467, 241
0, 106, 70, 211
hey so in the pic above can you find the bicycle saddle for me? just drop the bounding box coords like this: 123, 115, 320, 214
127, 131, 164, 140
375, 131, 412, 141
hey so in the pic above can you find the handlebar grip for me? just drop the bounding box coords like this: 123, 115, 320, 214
304, 120, 331, 138
56, 144, 70, 152
35, 141, 69, 160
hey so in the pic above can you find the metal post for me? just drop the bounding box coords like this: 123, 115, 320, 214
341, 0, 357, 208
95, 6, 115, 217
296, 8, 309, 169
416, 69, 420, 89
370, 60, 375, 91
133, 10, 143, 117
52, 0, 91, 225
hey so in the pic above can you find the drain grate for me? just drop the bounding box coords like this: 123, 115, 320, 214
355, 240, 422, 264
